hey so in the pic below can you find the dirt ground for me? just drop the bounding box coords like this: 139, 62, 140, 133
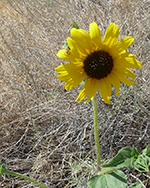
0, 0, 150, 187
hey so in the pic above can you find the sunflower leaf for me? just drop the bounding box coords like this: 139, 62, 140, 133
102, 147, 134, 169
87, 170, 127, 188
128, 182, 142, 188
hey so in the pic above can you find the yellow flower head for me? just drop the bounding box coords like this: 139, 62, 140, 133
55, 23, 142, 104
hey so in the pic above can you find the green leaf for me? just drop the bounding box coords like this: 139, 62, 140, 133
147, 147, 150, 157
134, 153, 150, 172
102, 147, 133, 169
128, 182, 142, 188
0, 161, 48, 188
87, 170, 127, 188
0, 161, 5, 174
142, 147, 148, 155
0, 161, 10, 174
141, 145, 150, 157
131, 147, 140, 160
72, 21, 79, 29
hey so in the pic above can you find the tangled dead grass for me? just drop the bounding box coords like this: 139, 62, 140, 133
0, 0, 150, 187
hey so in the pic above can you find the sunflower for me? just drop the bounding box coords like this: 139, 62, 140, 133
55, 23, 142, 104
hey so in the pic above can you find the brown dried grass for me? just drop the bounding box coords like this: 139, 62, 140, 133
0, 0, 150, 187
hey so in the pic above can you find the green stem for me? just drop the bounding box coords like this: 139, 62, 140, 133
91, 94, 101, 172
98, 167, 115, 175
1, 166, 48, 188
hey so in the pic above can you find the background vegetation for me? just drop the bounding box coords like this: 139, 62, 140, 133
0, 0, 150, 187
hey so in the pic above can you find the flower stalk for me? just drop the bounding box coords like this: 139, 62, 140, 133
91, 94, 101, 172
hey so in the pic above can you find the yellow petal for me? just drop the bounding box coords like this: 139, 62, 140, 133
70, 28, 92, 55
67, 37, 84, 61
107, 73, 120, 96
55, 62, 85, 83
76, 87, 88, 102
114, 51, 135, 60
57, 49, 77, 62
76, 77, 92, 102
114, 67, 136, 79
125, 69, 136, 79
55, 63, 71, 81
111, 36, 134, 56
67, 37, 77, 49
67, 37, 79, 55
64, 71, 86, 90
102, 23, 119, 48
99, 78, 112, 104
55, 62, 82, 73
114, 56, 142, 69
119, 51, 135, 58
55, 64, 67, 73
113, 70, 136, 85
78, 29, 93, 50
125, 57, 142, 68
89, 22, 102, 49
84, 78, 100, 104
57, 74, 70, 82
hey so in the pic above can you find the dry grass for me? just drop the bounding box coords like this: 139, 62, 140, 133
0, 0, 150, 187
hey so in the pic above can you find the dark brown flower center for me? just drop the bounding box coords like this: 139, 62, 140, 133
83, 50, 114, 79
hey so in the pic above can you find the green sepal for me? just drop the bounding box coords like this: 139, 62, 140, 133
62, 41, 69, 49
72, 21, 79, 29
80, 75, 87, 86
